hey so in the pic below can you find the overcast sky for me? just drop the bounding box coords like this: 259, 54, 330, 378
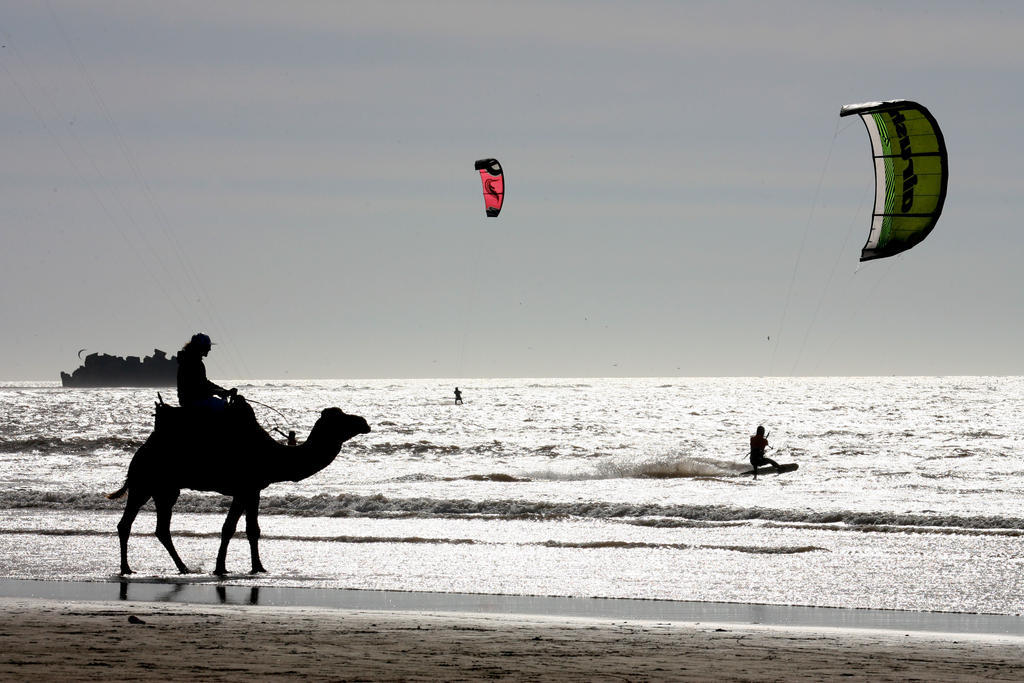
2, 1, 1022, 380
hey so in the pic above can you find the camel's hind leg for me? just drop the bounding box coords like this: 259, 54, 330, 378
215, 498, 245, 576
154, 491, 191, 574
245, 493, 266, 574
116, 489, 150, 575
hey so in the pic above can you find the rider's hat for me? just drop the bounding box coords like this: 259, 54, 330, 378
190, 333, 213, 349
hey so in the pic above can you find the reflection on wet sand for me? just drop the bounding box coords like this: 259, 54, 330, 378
118, 580, 259, 605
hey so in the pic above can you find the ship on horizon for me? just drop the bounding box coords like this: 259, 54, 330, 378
61, 349, 177, 388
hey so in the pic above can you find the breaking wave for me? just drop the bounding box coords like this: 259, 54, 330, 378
370, 456, 740, 485
0, 436, 141, 455
526, 455, 738, 481
540, 540, 826, 554
5, 489, 1024, 534
0, 527, 826, 554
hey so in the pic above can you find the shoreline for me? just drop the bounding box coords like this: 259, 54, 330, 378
2, 577, 1022, 637
2, 596, 1024, 681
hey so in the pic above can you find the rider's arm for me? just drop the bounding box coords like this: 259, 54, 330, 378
205, 379, 232, 398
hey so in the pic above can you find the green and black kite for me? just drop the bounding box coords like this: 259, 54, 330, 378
841, 100, 948, 261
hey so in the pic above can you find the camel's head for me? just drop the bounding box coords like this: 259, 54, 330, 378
317, 407, 371, 443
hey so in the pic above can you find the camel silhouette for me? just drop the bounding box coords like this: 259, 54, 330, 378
108, 397, 370, 576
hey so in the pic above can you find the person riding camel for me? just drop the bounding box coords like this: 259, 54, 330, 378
176, 333, 236, 410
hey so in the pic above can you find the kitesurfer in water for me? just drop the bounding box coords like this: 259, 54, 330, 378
454, 387, 463, 405
176, 333, 236, 410
749, 425, 780, 480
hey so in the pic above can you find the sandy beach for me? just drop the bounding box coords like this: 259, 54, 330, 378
1, 598, 1023, 681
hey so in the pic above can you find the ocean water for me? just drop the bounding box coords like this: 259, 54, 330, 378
1, 377, 1023, 615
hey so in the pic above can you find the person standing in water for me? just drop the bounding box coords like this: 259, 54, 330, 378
454, 387, 463, 405
749, 425, 780, 480
176, 333, 235, 410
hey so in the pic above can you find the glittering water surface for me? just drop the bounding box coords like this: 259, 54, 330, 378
1, 377, 1023, 614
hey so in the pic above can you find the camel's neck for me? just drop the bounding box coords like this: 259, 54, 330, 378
271, 422, 346, 483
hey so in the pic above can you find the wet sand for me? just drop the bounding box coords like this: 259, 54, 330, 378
5, 578, 1023, 636
2, 597, 1024, 681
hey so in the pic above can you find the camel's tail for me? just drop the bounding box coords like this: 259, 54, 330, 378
107, 482, 128, 500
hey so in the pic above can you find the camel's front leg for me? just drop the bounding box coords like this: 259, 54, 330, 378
154, 492, 191, 574
215, 498, 245, 576
244, 492, 266, 574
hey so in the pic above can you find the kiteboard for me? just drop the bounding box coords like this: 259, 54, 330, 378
741, 463, 798, 477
